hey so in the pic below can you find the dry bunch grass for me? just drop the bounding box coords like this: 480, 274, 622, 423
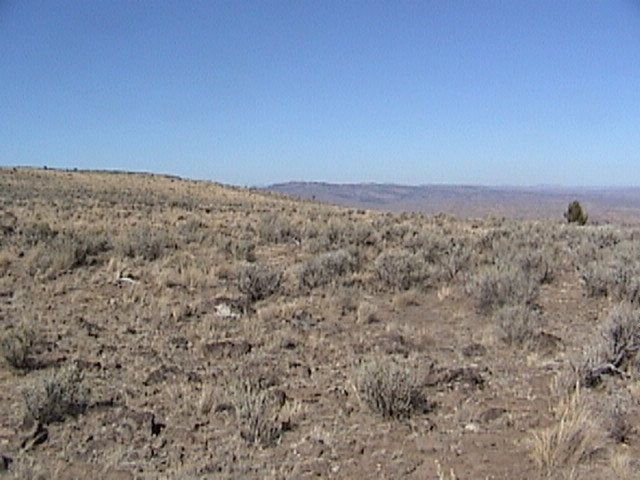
531, 385, 604, 476
224, 368, 291, 447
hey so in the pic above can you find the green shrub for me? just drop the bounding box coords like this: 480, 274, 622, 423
564, 201, 588, 225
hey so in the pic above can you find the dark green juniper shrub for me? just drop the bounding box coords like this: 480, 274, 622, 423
564, 200, 588, 226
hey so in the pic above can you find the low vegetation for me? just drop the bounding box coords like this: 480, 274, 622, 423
355, 356, 430, 420
22, 364, 90, 425
0, 326, 37, 371
1, 168, 639, 478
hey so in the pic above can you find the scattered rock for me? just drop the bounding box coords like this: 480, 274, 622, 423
464, 422, 480, 433
214, 302, 240, 319
211, 297, 243, 318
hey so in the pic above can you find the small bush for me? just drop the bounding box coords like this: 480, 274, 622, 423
238, 264, 283, 303
374, 249, 428, 291
580, 243, 640, 304
297, 249, 357, 290
178, 218, 210, 245
219, 236, 256, 262
575, 303, 640, 388
471, 263, 539, 314
437, 240, 472, 281
493, 304, 541, 346
20, 222, 57, 247
356, 301, 379, 324
355, 356, 430, 420
25, 231, 110, 277
258, 214, 298, 244
0, 327, 36, 370
564, 200, 588, 225
116, 226, 174, 261
580, 262, 610, 298
603, 303, 640, 372
22, 364, 90, 424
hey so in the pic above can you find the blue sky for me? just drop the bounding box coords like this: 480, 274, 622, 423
1, 1, 639, 187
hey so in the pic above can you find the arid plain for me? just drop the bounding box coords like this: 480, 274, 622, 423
1, 168, 640, 479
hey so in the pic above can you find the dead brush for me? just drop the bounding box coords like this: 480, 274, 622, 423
576, 303, 640, 387
354, 356, 431, 420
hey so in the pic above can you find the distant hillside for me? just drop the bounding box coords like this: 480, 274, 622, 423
265, 182, 640, 224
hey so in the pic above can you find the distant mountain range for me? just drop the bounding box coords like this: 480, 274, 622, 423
265, 182, 640, 224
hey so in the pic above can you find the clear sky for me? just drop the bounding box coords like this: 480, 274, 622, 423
1, 1, 639, 187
